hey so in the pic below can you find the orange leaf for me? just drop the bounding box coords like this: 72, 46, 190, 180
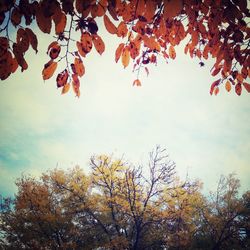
133, 79, 141, 86
56, 69, 68, 88
103, 14, 117, 34
80, 32, 93, 54
210, 79, 220, 95
235, 83, 242, 96
117, 21, 128, 38
61, 83, 70, 94
143, 36, 160, 52
55, 12, 67, 35
115, 43, 125, 63
214, 87, 219, 96
47, 41, 61, 59
91, 4, 105, 18
122, 46, 130, 68
243, 82, 250, 93
92, 34, 105, 55
163, 0, 183, 19
136, 0, 146, 17
169, 45, 176, 59
74, 57, 85, 77
72, 74, 80, 97
144, 0, 156, 21
42, 60, 57, 80
225, 80, 231, 92
76, 41, 87, 57
211, 66, 222, 76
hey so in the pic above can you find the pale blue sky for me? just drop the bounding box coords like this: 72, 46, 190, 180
0, 26, 249, 196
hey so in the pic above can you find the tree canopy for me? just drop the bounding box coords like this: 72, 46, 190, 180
0, 0, 249, 96
0, 147, 250, 249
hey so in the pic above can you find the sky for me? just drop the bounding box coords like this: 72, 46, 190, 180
0, 23, 250, 197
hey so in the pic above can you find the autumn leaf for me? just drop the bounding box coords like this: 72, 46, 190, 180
214, 87, 219, 96
117, 21, 128, 38
0, 51, 13, 80
56, 69, 68, 88
163, 0, 183, 19
133, 79, 141, 86
115, 43, 125, 63
72, 73, 80, 97
11, 57, 18, 73
47, 41, 61, 59
225, 80, 231, 92
13, 43, 28, 72
103, 14, 117, 34
42, 60, 57, 80
243, 82, 250, 93
210, 79, 221, 95
16, 28, 29, 53
25, 28, 38, 53
122, 46, 130, 68
92, 34, 105, 55
0, 37, 9, 56
80, 32, 93, 54
11, 7, 22, 27
91, 4, 105, 18
61, 82, 70, 94
169, 45, 176, 59
36, 6, 52, 34
211, 66, 222, 76
74, 57, 85, 77
54, 11, 67, 35
235, 83, 242, 96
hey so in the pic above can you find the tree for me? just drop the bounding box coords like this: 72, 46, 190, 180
192, 174, 250, 250
1, 149, 250, 249
0, 0, 249, 96
0, 147, 203, 249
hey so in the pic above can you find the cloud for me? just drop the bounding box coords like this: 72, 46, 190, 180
0, 28, 249, 197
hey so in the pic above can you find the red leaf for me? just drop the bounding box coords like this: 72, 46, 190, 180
210, 79, 220, 95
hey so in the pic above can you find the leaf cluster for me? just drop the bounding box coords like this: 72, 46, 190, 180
0, 0, 249, 96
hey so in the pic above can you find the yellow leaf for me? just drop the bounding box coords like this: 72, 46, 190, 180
122, 46, 130, 68
103, 14, 117, 34
42, 60, 57, 80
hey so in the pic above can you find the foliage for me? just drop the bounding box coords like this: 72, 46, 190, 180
0, 147, 250, 249
0, 0, 249, 96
